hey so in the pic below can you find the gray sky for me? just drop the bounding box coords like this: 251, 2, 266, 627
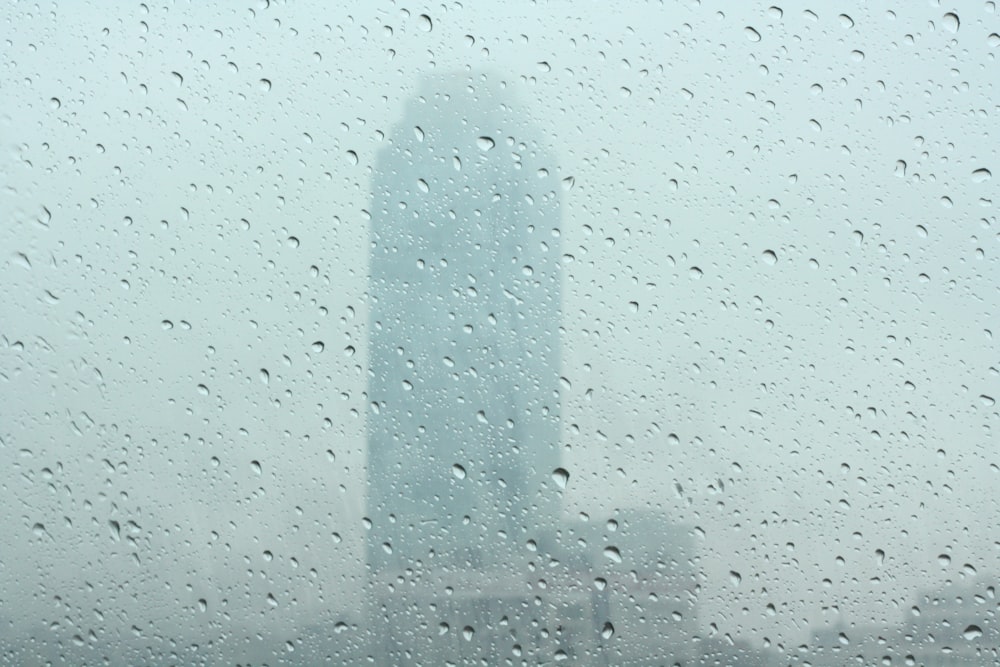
2, 0, 998, 657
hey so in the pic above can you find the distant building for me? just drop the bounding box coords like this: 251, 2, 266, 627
365, 71, 564, 664
808, 577, 999, 667
898, 578, 999, 666
603, 509, 700, 666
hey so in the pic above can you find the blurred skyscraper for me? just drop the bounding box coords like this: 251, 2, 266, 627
365, 71, 566, 664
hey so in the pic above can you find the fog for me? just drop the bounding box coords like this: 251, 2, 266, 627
2, 2, 997, 664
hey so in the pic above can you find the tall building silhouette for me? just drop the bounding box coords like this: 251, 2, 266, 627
365, 71, 566, 664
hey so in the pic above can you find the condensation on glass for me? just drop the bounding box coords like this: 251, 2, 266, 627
1, 3, 997, 666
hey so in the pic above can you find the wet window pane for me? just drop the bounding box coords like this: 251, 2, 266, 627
2, 3, 997, 666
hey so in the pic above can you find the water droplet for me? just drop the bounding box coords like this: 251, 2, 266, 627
601, 622, 615, 639
603, 546, 622, 563
477, 136, 495, 151
593, 577, 607, 591
972, 168, 992, 183
251, 460, 262, 475
963, 625, 983, 640
452, 464, 467, 480
286, 236, 300, 248
942, 12, 960, 33
839, 14, 855, 28
259, 78, 272, 92
161, 320, 174, 330
938, 553, 951, 567
260, 368, 269, 384
197, 384, 209, 396
462, 626, 474, 641
311, 341, 325, 353
730, 570, 742, 586
198, 599, 207, 612
551, 467, 569, 489
745, 26, 761, 42
762, 249, 777, 265
689, 266, 703, 279
418, 14, 433, 32
561, 176, 575, 191
50, 97, 61, 109
980, 395, 995, 407
344, 345, 356, 357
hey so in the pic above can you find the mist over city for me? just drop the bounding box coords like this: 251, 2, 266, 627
2, 2, 997, 665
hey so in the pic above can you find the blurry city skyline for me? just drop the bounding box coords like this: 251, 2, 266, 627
2, 2, 998, 664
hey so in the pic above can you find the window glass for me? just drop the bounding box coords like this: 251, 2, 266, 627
2, 3, 997, 665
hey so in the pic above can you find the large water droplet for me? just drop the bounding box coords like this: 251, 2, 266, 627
477, 136, 495, 151
963, 625, 983, 640
972, 168, 992, 183
603, 546, 622, 563
942, 12, 960, 33
745, 26, 761, 42
452, 464, 467, 480
551, 467, 569, 489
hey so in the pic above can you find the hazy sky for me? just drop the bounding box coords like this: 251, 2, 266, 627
2, 0, 998, 657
